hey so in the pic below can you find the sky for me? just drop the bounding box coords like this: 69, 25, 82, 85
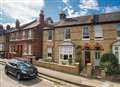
0, 0, 120, 27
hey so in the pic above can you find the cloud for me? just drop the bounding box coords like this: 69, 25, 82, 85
79, 0, 98, 10
0, 0, 44, 25
62, 0, 99, 17
104, 6, 120, 13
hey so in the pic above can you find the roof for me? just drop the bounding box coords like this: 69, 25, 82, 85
6, 19, 40, 33
55, 12, 120, 27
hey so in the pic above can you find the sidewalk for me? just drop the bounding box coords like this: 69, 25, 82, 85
37, 66, 120, 87
0, 58, 120, 87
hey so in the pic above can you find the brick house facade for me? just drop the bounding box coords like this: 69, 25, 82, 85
7, 10, 45, 59
43, 11, 120, 67
0, 25, 6, 58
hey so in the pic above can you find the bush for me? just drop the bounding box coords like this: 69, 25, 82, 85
100, 53, 119, 75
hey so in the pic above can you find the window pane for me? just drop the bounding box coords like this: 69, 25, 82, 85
65, 29, 71, 39
48, 30, 52, 40
116, 24, 120, 37
83, 26, 89, 38
94, 25, 103, 38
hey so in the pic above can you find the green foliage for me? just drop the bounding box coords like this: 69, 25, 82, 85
100, 53, 119, 75
75, 45, 83, 72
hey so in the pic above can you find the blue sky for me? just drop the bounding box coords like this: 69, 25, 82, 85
0, 0, 120, 27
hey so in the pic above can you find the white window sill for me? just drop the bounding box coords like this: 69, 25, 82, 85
82, 38, 90, 40
47, 57, 52, 59
94, 38, 103, 40
64, 39, 71, 41
48, 40, 52, 42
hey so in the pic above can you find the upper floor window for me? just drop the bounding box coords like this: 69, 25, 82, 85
94, 25, 103, 39
116, 23, 120, 39
64, 29, 71, 40
48, 30, 53, 41
28, 30, 32, 39
82, 26, 89, 39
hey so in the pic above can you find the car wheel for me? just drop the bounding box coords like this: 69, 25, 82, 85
16, 73, 21, 80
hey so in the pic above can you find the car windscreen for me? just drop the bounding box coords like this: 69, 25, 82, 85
17, 61, 32, 69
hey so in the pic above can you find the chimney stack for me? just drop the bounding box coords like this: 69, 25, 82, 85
59, 11, 66, 20
15, 19, 20, 29
6, 25, 11, 30
39, 10, 44, 25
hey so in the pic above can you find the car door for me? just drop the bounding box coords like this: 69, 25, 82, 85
8, 62, 18, 76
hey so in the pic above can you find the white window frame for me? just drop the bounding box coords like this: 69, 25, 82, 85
28, 29, 32, 39
28, 44, 32, 55
47, 48, 52, 59
64, 29, 71, 41
94, 25, 103, 40
82, 26, 90, 40
116, 23, 120, 40
48, 30, 53, 41
59, 46, 73, 65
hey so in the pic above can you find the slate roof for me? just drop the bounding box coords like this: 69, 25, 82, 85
55, 11, 120, 27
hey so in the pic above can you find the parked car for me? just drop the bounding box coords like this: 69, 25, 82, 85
5, 59, 38, 80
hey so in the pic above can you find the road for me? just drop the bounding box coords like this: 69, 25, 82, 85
0, 64, 79, 87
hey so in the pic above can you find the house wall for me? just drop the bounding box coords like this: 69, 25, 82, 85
43, 23, 118, 65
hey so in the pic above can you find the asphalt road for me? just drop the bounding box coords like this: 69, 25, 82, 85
0, 64, 79, 87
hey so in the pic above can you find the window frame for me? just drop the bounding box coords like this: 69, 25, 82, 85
64, 29, 71, 41
47, 48, 52, 59
82, 26, 90, 40
48, 30, 53, 41
116, 23, 120, 39
94, 25, 103, 40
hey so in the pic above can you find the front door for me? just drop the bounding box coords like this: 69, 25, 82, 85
94, 50, 101, 66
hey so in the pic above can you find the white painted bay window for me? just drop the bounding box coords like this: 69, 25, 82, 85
59, 46, 73, 65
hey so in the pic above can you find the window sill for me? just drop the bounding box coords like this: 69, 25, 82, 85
94, 38, 103, 40
64, 39, 71, 41
48, 40, 53, 42
82, 38, 90, 40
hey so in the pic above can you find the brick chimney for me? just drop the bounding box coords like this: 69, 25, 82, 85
15, 19, 20, 29
59, 11, 66, 20
39, 10, 44, 25
6, 25, 11, 30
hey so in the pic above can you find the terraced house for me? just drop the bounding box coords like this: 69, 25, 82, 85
43, 11, 120, 67
7, 10, 45, 59
0, 25, 6, 58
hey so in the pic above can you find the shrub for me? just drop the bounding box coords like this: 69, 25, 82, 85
100, 53, 119, 75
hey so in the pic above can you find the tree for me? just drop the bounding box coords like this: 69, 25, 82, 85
100, 53, 119, 75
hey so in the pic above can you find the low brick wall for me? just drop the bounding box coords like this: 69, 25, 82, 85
33, 59, 79, 75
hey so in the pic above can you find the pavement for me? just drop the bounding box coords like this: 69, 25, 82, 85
0, 58, 120, 87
